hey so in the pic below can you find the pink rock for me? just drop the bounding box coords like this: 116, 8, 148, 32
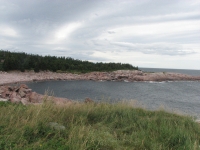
19, 89, 26, 98
8, 86, 14, 91
20, 84, 29, 89
0, 89, 4, 96
21, 98, 29, 105
10, 92, 21, 103
29, 92, 43, 103
23, 88, 32, 93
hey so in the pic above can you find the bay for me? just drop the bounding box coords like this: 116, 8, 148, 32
27, 80, 200, 119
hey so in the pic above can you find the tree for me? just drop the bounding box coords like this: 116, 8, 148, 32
0, 50, 138, 72
34, 63, 40, 73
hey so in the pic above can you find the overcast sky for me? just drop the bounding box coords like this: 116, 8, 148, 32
0, 0, 200, 69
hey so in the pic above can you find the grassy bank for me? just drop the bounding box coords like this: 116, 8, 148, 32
0, 101, 200, 150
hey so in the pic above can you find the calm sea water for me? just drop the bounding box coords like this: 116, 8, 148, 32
27, 80, 200, 119
26, 68, 200, 119
140, 68, 200, 76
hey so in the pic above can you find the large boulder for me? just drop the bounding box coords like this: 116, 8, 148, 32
28, 92, 43, 103
10, 92, 21, 103
0, 86, 11, 99
21, 98, 30, 105
19, 89, 26, 98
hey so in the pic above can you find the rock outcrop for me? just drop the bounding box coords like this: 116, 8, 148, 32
0, 84, 71, 105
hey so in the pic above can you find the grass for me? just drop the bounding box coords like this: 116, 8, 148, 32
0, 100, 200, 150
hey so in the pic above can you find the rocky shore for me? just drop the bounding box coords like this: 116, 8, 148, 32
0, 84, 72, 105
0, 70, 200, 86
0, 70, 199, 105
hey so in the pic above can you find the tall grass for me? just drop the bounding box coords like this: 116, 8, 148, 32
0, 100, 200, 150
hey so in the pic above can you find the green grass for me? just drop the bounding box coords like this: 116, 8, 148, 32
0, 100, 200, 150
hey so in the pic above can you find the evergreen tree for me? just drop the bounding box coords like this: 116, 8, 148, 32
0, 50, 138, 72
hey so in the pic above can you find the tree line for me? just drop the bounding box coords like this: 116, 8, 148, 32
0, 50, 138, 73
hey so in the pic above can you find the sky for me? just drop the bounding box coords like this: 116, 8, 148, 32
0, 0, 200, 70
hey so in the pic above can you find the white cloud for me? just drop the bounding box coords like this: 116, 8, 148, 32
97, 20, 200, 41
55, 22, 82, 40
112, 42, 197, 55
135, 11, 200, 21
53, 47, 66, 51
0, 25, 18, 37
91, 51, 119, 61
43, 22, 83, 44
89, 50, 200, 69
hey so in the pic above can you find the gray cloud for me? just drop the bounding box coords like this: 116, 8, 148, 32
0, 0, 200, 69
111, 42, 196, 56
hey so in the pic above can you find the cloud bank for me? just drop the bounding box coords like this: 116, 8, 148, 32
0, 0, 200, 69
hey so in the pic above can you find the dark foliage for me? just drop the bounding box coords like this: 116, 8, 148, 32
0, 50, 138, 72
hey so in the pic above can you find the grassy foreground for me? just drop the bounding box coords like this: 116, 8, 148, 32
0, 100, 200, 150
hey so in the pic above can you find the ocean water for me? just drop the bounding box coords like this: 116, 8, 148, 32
26, 79, 200, 119
140, 68, 200, 76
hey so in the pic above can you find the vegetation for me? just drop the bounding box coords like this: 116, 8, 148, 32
0, 100, 200, 150
0, 50, 138, 72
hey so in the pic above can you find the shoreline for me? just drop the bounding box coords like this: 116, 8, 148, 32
1, 70, 200, 122
1, 70, 199, 106
0, 70, 200, 86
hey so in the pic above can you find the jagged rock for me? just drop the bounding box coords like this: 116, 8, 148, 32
21, 98, 29, 105
8, 86, 14, 91
19, 89, 26, 98
10, 97, 21, 103
29, 92, 43, 103
4, 91, 11, 98
10, 92, 21, 103
0, 84, 72, 105
0, 92, 5, 98
20, 84, 28, 89
23, 88, 32, 93
15, 87, 20, 92
0, 89, 4, 94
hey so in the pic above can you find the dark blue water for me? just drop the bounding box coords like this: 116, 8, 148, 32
26, 80, 200, 119
140, 68, 200, 76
